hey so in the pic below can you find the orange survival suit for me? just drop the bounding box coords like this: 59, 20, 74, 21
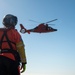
0, 27, 27, 75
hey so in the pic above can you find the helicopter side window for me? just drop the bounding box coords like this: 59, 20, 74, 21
47, 27, 52, 30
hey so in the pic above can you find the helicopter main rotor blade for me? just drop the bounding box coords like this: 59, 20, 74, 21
48, 24, 55, 25
29, 19, 40, 23
46, 19, 58, 23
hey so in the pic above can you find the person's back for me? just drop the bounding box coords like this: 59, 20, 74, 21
0, 28, 21, 60
0, 28, 19, 49
0, 14, 27, 75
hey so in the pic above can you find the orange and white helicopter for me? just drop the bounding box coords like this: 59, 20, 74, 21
20, 19, 57, 34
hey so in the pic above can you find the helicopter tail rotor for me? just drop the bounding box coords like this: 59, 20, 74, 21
20, 24, 26, 33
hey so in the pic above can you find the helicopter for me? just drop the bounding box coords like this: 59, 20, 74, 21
20, 19, 58, 34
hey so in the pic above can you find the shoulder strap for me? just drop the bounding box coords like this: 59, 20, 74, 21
0, 30, 15, 50
0, 30, 21, 63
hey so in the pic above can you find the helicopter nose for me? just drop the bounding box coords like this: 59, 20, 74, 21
54, 29, 57, 31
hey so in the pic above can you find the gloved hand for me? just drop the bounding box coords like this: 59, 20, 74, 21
20, 63, 26, 73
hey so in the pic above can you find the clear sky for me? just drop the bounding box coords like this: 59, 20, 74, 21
0, 0, 75, 75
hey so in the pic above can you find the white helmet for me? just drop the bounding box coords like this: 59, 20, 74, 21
3, 14, 18, 28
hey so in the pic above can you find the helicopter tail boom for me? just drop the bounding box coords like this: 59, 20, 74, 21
20, 24, 30, 34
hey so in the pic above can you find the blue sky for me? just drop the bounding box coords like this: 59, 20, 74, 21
0, 0, 75, 75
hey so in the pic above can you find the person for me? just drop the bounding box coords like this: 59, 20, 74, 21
0, 14, 27, 75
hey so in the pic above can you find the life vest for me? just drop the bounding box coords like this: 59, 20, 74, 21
0, 28, 21, 62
